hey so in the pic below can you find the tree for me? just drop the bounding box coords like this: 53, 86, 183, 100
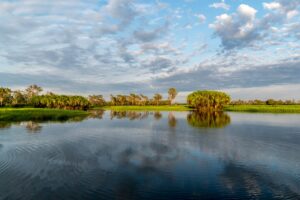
187, 90, 231, 111
110, 95, 117, 106
266, 99, 277, 105
25, 84, 43, 101
153, 93, 162, 106
140, 94, 149, 106
168, 88, 178, 105
88, 95, 106, 107
0, 88, 12, 107
12, 90, 26, 106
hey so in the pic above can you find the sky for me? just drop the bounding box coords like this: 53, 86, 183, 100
0, 0, 300, 101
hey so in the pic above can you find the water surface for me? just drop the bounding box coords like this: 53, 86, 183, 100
0, 111, 299, 200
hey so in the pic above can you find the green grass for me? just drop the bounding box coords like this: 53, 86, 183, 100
224, 105, 300, 113
102, 105, 194, 111
0, 108, 89, 122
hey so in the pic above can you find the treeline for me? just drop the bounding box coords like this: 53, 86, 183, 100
0, 85, 178, 110
31, 95, 90, 110
110, 94, 168, 106
230, 99, 300, 105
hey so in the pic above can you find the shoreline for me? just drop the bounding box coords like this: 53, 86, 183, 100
0, 104, 300, 123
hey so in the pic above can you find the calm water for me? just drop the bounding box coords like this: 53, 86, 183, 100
0, 111, 300, 200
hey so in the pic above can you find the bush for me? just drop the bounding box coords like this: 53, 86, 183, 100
187, 90, 231, 111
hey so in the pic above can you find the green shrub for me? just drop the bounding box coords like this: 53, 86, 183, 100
187, 90, 230, 111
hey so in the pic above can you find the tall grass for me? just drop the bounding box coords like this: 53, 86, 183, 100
0, 108, 88, 122
224, 105, 300, 113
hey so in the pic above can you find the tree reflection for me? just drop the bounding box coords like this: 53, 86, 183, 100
153, 112, 162, 120
110, 111, 150, 120
168, 112, 177, 128
0, 122, 12, 129
187, 111, 231, 128
89, 109, 105, 119
25, 121, 42, 133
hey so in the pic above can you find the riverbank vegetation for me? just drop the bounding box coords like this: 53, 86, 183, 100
1, 85, 300, 114
224, 105, 300, 113
0, 108, 88, 122
0, 85, 178, 110
187, 91, 231, 111
230, 99, 300, 105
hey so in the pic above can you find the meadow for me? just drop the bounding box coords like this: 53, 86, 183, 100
0, 108, 88, 122
224, 105, 300, 113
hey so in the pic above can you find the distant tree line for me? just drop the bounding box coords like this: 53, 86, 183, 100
230, 99, 300, 105
2, 85, 298, 111
0, 85, 178, 110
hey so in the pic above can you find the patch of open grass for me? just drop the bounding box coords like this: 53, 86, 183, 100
102, 105, 193, 111
224, 105, 300, 113
0, 108, 89, 122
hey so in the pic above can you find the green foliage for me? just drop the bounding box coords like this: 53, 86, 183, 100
153, 93, 163, 105
88, 95, 106, 107
12, 90, 26, 107
230, 99, 299, 105
109, 93, 167, 106
187, 90, 231, 111
25, 84, 43, 101
31, 95, 90, 110
0, 108, 88, 122
0, 88, 12, 106
266, 99, 278, 105
187, 111, 231, 128
225, 105, 300, 113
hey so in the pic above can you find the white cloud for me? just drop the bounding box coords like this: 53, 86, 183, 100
287, 10, 299, 19
263, 2, 282, 10
237, 4, 257, 20
209, 4, 259, 50
209, 1, 230, 10
195, 14, 206, 23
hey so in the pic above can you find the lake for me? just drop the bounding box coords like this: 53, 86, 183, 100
0, 111, 300, 200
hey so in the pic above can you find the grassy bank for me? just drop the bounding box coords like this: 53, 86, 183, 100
224, 105, 300, 113
0, 108, 89, 122
103, 105, 193, 111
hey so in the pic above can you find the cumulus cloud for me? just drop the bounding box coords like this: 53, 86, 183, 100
263, 0, 300, 19
263, 2, 280, 10
0, 0, 299, 98
0, 0, 182, 85
210, 1, 300, 51
209, 4, 259, 50
209, 0, 230, 10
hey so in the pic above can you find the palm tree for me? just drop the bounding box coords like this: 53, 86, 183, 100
25, 84, 43, 102
110, 95, 117, 106
12, 90, 26, 106
153, 93, 162, 106
0, 88, 12, 107
88, 95, 105, 107
168, 88, 178, 105
140, 94, 149, 106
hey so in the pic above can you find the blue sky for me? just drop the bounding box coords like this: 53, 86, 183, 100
0, 0, 299, 100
